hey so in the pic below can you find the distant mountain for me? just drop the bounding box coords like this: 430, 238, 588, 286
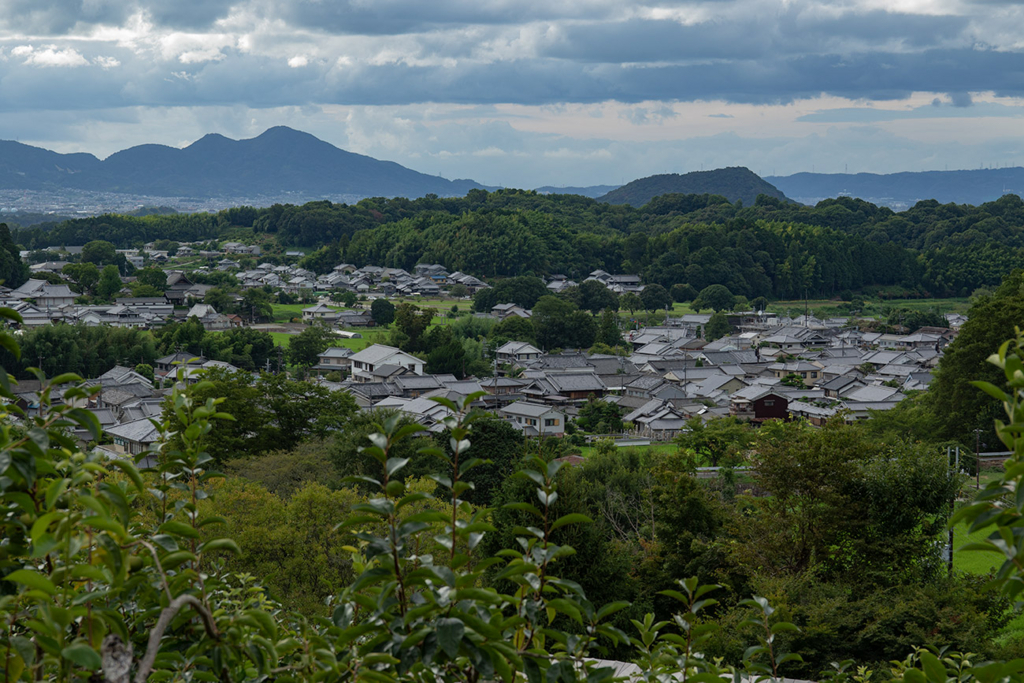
0, 127, 486, 200
766, 168, 1024, 208
534, 184, 620, 198
598, 167, 790, 206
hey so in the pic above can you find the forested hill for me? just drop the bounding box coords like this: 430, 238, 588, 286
767, 167, 1024, 207
14, 190, 1024, 299
598, 167, 792, 206
0, 127, 485, 199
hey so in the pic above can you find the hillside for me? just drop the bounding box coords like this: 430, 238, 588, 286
0, 127, 485, 200
598, 167, 791, 206
767, 167, 1024, 208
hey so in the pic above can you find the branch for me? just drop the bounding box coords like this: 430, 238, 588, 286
134, 594, 218, 683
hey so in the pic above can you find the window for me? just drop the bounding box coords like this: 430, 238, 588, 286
544, 418, 559, 427
764, 399, 775, 407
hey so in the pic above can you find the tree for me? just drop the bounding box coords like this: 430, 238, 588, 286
153, 238, 179, 255
929, 270, 1024, 446
287, 323, 336, 369
566, 280, 618, 315
640, 283, 672, 312
532, 295, 576, 350
0, 224, 28, 288
393, 302, 431, 351
81, 239, 117, 265
134, 362, 155, 384
242, 287, 274, 323
576, 396, 624, 433
204, 286, 235, 312
671, 283, 698, 303
371, 298, 396, 326
692, 284, 735, 312
96, 264, 123, 300
134, 267, 168, 291
704, 310, 732, 341
62, 262, 99, 294
492, 315, 536, 343
568, 309, 598, 349
331, 290, 359, 307
596, 308, 624, 347
472, 276, 548, 312
620, 291, 643, 315
449, 283, 469, 298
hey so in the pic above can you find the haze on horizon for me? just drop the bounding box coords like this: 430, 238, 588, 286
2, 0, 1024, 189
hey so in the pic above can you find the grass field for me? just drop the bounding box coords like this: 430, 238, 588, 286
574, 442, 680, 457
767, 297, 970, 319
953, 520, 1001, 575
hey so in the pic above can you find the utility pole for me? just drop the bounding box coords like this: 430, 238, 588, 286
975, 428, 983, 489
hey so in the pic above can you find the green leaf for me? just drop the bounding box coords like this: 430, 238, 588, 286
920, 651, 947, 683
199, 538, 241, 555
245, 609, 278, 641
62, 644, 101, 671
158, 520, 200, 539
437, 617, 465, 659
551, 513, 592, 530
5, 569, 57, 595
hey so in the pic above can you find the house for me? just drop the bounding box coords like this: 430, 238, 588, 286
312, 347, 354, 377
106, 418, 161, 456
769, 361, 824, 386
164, 271, 195, 305
491, 303, 532, 320
348, 344, 425, 383
155, 352, 207, 378
623, 399, 689, 440
729, 387, 789, 423
495, 341, 542, 366
500, 401, 565, 437
11, 280, 76, 308
303, 303, 339, 322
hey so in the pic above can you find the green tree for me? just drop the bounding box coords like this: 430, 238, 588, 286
0, 223, 28, 288
371, 297, 396, 326
492, 315, 536, 343
96, 263, 123, 300
692, 284, 736, 312
241, 287, 274, 322
596, 308, 624, 347
620, 291, 643, 314
62, 262, 99, 294
287, 323, 336, 369
134, 266, 168, 291
641, 283, 672, 311
929, 270, 1024, 446
394, 302, 432, 351
566, 280, 619, 315
704, 310, 732, 341
134, 362, 155, 384
671, 283, 698, 303
81, 238, 117, 265
532, 295, 577, 350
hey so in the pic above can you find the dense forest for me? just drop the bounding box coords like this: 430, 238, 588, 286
14, 189, 1024, 297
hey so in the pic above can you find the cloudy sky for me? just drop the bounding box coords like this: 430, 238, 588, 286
2, 0, 1024, 188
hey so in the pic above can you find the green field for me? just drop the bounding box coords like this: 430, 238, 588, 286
767, 297, 969, 319
953, 520, 1001, 575
575, 442, 680, 457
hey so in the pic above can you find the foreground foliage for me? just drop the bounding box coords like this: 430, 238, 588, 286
4, 306, 1024, 681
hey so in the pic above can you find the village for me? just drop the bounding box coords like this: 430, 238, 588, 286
3, 239, 961, 459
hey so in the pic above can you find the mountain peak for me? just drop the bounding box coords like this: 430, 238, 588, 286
599, 167, 791, 206
0, 127, 485, 200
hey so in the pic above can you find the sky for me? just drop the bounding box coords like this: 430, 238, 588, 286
2, 0, 1024, 188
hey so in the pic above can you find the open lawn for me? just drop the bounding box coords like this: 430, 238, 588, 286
573, 442, 680, 457
953, 519, 1000, 575
767, 297, 969, 320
